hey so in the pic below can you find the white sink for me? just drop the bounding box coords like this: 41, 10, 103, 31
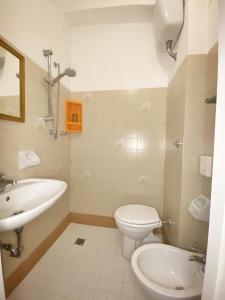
132, 244, 204, 300
0, 178, 67, 232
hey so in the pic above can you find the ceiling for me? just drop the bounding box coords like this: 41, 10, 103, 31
62, 0, 155, 26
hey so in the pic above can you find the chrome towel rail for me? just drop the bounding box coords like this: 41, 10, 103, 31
205, 95, 217, 104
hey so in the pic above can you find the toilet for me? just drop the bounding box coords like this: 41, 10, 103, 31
114, 204, 162, 260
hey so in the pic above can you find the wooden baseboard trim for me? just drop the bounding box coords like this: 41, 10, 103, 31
70, 212, 117, 228
4, 214, 70, 297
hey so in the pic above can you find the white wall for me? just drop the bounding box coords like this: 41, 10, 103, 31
168, 0, 208, 82
0, 0, 71, 88
0, 50, 19, 96
208, 0, 218, 50
202, 0, 225, 298
167, 0, 218, 83
70, 23, 168, 91
0, 0, 218, 92
69, 0, 218, 92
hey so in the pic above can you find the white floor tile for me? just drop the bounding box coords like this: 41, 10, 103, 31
79, 287, 95, 300
109, 280, 122, 294
93, 290, 108, 300
85, 276, 99, 289
111, 269, 123, 282
66, 284, 84, 300
7, 224, 142, 300
100, 267, 113, 280
122, 283, 137, 297
71, 272, 87, 286
123, 266, 136, 284
107, 293, 121, 300
97, 278, 111, 292
40, 275, 70, 297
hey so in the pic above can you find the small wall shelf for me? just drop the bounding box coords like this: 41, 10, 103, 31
65, 100, 82, 133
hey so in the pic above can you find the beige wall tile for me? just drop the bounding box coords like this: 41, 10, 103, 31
70, 88, 167, 217
0, 58, 71, 278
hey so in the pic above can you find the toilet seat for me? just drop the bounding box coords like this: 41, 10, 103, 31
115, 217, 161, 228
114, 204, 160, 226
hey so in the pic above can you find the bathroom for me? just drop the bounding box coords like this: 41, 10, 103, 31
0, 0, 224, 299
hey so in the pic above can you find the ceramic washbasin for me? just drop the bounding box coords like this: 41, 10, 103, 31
0, 178, 67, 232
132, 244, 204, 300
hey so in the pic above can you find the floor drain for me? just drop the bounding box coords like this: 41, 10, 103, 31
175, 286, 185, 290
74, 238, 86, 246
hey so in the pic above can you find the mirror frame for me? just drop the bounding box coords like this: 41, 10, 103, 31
0, 36, 25, 122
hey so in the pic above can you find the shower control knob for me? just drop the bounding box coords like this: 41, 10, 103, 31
60, 131, 67, 136
162, 219, 172, 227
173, 139, 183, 148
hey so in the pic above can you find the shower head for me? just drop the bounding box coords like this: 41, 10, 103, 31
65, 68, 76, 77
52, 67, 76, 84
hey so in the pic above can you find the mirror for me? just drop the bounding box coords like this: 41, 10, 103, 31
0, 37, 25, 122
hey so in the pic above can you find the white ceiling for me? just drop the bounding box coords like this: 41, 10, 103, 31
63, 0, 155, 12
65, 5, 153, 26
62, 0, 155, 26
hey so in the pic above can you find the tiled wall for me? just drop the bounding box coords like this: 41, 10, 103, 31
70, 89, 167, 217
163, 45, 217, 249
0, 46, 217, 280
0, 58, 71, 278
163, 62, 186, 245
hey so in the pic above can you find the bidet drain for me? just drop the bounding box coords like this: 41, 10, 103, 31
175, 286, 185, 290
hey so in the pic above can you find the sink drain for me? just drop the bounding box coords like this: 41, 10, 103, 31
175, 286, 185, 290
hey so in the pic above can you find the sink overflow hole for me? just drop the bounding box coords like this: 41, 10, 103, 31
175, 286, 185, 290
74, 238, 86, 246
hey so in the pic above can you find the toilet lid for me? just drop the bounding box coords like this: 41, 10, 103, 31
115, 204, 160, 225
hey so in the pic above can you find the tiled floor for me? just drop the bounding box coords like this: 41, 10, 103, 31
8, 224, 149, 300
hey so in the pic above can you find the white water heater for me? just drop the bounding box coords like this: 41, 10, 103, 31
153, 0, 184, 53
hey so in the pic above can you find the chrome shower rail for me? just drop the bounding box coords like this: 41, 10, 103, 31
43, 49, 54, 121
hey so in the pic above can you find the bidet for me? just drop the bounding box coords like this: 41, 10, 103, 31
132, 244, 203, 300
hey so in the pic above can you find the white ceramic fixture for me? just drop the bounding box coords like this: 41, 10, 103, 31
132, 244, 203, 300
153, 0, 184, 52
18, 150, 41, 170
188, 195, 210, 222
0, 178, 67, 232
114, 204, 162, 260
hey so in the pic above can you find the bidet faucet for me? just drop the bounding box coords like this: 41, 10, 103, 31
0, 173, 17, 193
188, 246, 206, 273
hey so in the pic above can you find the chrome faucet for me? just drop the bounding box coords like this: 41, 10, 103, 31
0, 174, 17, 193
188, 246, 206, 273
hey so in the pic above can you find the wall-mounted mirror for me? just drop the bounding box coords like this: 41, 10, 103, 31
0, 37, 25, 122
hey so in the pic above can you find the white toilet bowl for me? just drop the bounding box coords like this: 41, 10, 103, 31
114, 204, 162, 260
131, 244, 203, 300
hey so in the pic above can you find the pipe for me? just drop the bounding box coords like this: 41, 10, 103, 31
1, 227, 24, 258
166, 40, 177, 61
166, 0, 186, 61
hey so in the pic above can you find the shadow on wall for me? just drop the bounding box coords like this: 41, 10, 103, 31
163, 44, 218, 251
